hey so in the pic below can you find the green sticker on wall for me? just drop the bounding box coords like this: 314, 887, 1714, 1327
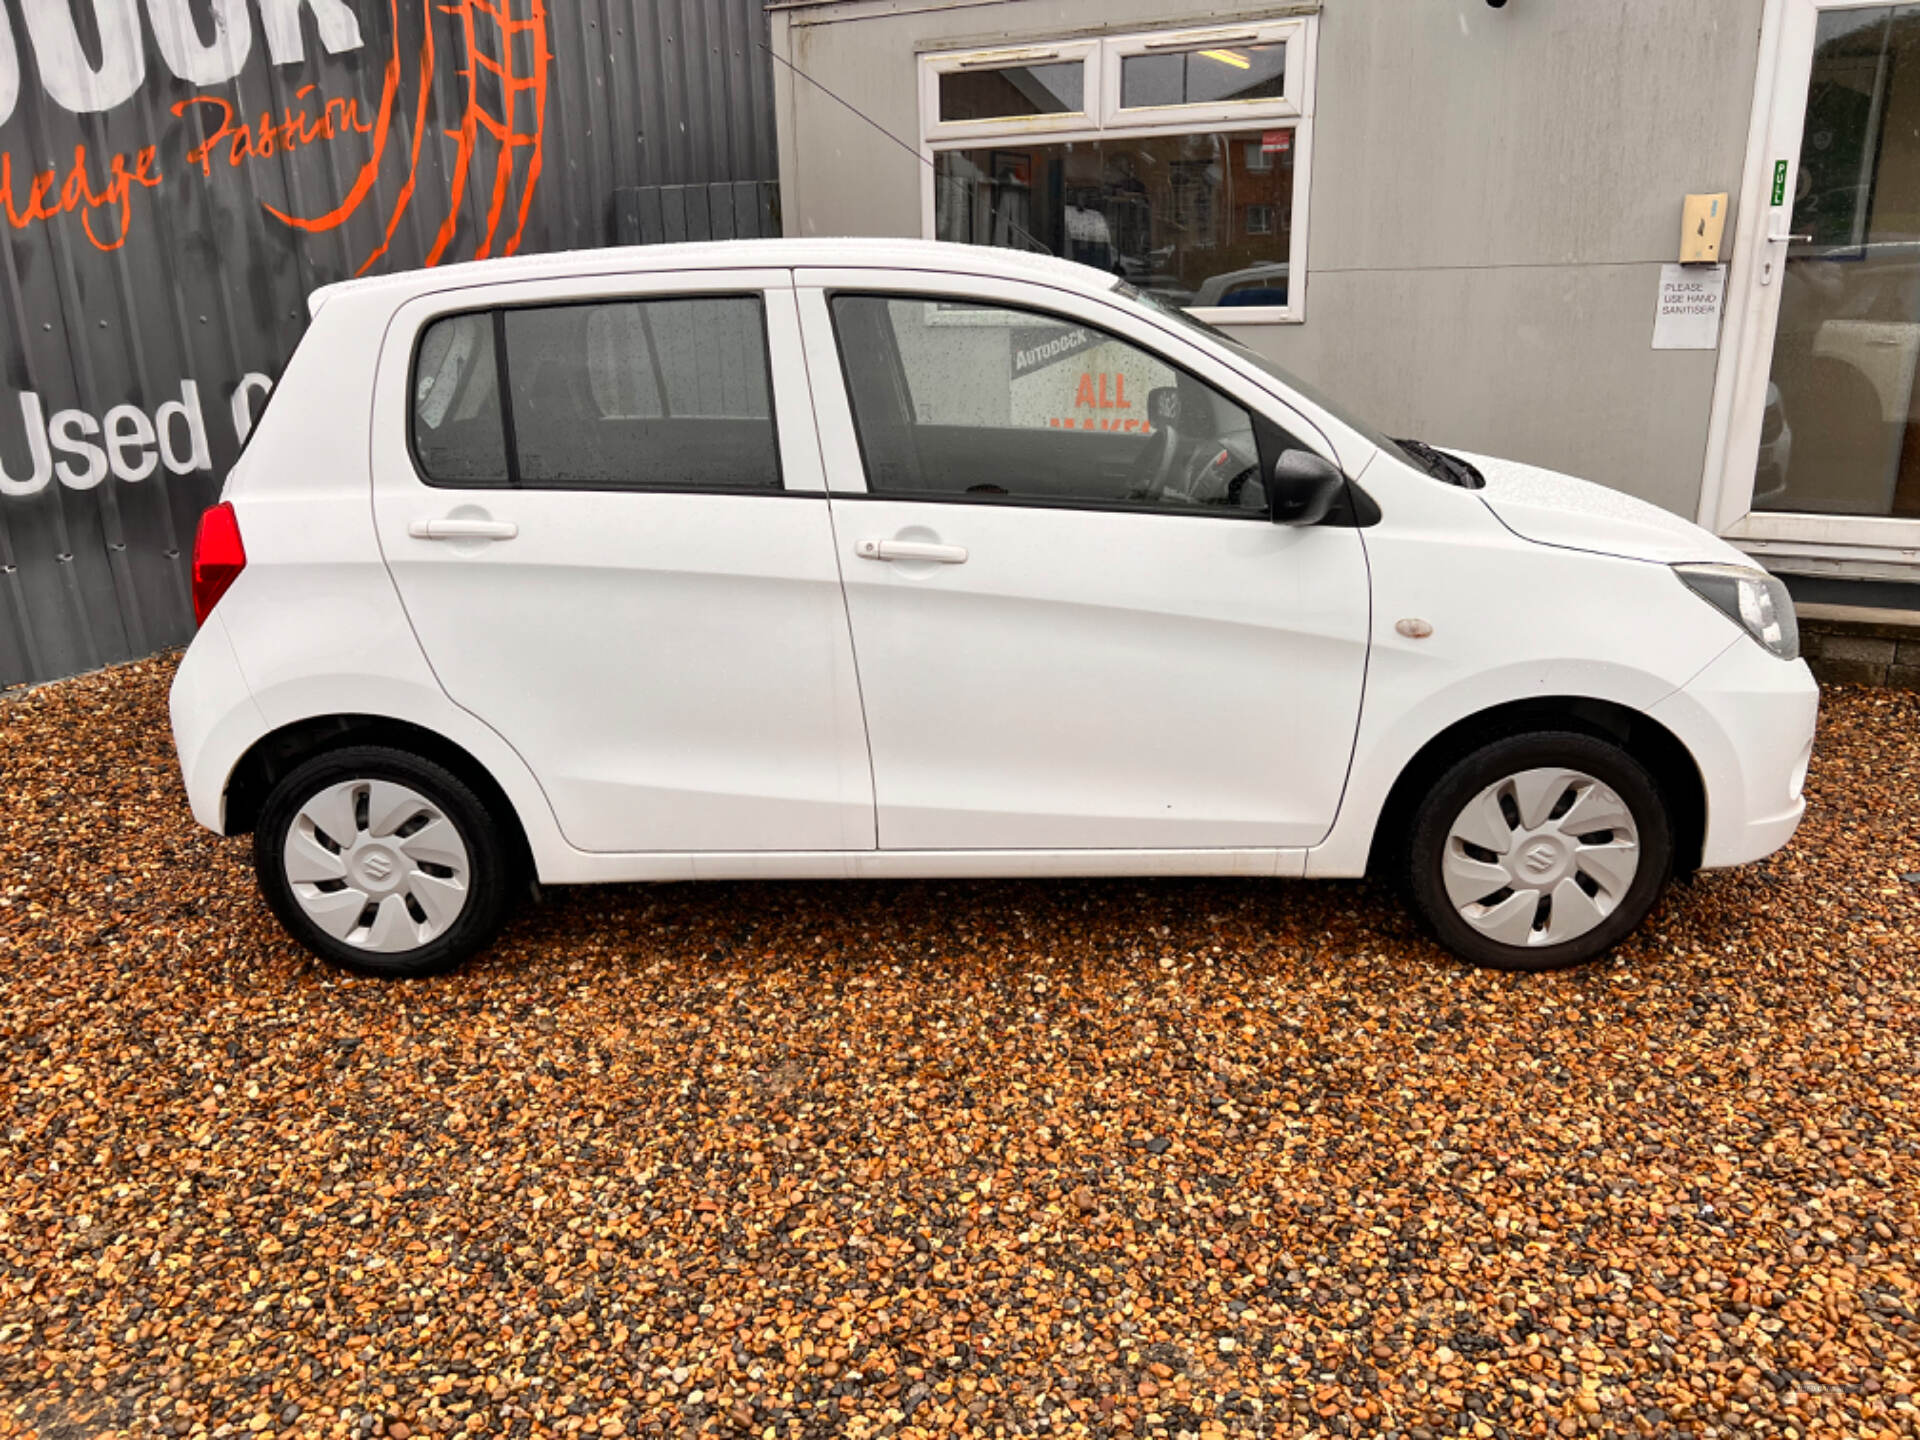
1772, 159, 1789, 207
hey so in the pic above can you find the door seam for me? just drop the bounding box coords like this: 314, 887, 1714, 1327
792, 275, 883, 851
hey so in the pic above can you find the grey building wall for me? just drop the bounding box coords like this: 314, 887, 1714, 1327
771, 0, 1767, 515
1, 0, 778, 688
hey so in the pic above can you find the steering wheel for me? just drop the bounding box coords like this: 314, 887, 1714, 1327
1125, 386, 1199, 503
1219, 445, 1264, 509
1165, 436, 1264, 510
1125, 420, 1183, 503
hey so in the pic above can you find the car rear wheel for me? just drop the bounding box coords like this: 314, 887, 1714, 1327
254, 746, 517, 977
1405, 732, 1673, 971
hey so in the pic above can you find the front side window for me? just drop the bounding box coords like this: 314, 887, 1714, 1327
832, 294, 1270, 515
411, 296, 781, 491
1112, 280, 1414, 469
923, 21, 1312, 320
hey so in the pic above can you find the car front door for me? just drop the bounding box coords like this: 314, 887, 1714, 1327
795, 270, 1371, 853
371, 271, 873, 854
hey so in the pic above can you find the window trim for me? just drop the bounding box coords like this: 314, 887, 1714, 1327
824, 288, 1277, 522
407, 294, 790, 496
918, 18, 1316, 325
492, 309, 522, 487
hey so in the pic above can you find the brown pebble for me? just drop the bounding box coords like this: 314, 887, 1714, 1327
1, 659, 1915, 1440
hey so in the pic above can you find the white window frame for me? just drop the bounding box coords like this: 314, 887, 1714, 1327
918, 17, 1317, 326
1103, 20, 1309, 128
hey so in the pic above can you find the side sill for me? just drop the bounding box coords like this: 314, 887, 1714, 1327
530, 847, 1307, 884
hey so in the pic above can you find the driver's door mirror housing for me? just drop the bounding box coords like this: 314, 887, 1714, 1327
1268, 449, 1346, 526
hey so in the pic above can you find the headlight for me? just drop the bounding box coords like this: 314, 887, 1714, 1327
1673, 563, 1800, 660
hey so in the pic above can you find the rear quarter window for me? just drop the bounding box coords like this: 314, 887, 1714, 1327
411, 312, 510, 487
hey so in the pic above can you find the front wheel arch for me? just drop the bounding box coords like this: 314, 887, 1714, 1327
1363, 696, 1706, 883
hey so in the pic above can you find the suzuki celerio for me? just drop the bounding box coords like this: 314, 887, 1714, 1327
170, 240, 1819, 976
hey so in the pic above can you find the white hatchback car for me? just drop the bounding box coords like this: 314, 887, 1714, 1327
170, 239, 1818, 977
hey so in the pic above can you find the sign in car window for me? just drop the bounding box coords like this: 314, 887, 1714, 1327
1010, 328, 1173, 433
902, 302, 1173, 435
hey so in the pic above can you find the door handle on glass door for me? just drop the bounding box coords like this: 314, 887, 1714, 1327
408, 518, 519, 541
856, 539, 968, 564
1759, 223, 1813, 285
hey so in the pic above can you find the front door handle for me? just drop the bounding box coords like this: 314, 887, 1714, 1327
855, 538, 968, 564
409, 517, 518, 541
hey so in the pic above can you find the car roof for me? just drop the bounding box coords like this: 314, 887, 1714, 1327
308, 238, 1116, 316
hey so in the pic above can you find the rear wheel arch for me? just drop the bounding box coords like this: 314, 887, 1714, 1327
223, 715, 533, 877
1363, 696, 1706, 882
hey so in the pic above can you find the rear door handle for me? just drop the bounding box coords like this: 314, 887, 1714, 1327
409, 518, 518, 541
855, 538, 968, 564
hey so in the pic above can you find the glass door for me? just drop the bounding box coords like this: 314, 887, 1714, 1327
1716, 0, 1920, 564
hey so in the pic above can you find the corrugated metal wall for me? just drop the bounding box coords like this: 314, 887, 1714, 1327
0, 0, 778, 687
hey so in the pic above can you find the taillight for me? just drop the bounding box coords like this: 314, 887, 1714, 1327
191, 502, 246, 625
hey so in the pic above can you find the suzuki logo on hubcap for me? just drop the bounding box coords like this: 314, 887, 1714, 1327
1519, 841, 1560, 877
360, 852, 395, 882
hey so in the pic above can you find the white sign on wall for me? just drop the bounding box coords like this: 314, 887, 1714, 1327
1652, 263, 1727, 351
0, 375, 274, 496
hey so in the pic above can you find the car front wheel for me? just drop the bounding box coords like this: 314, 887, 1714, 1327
254, 745, 517, 977
1405, 731, 1674, 971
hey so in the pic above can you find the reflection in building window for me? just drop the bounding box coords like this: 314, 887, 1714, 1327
935, 132, 1292, 308
1119, 43, 1285, 109
938, 62, 1085, 122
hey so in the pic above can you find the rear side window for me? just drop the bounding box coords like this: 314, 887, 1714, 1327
410, 296, 781, 492
413, 313, 509, 486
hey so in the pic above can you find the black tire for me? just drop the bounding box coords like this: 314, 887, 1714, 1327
253, 745, 517, 977
1405, 731, 1674, 972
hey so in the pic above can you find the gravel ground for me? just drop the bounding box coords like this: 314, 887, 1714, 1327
2, 657, 1917, 1440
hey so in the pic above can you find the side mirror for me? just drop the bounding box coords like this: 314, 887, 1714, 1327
1268, 449, 1346, 525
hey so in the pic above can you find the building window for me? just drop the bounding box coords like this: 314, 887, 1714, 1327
1119, 41, 1286, 110
921, 19, 1314, 322
938, 60, 1085, 123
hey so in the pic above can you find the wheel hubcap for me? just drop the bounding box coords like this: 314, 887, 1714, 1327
283, 780, 471, 953
1442, 767, 1641, 948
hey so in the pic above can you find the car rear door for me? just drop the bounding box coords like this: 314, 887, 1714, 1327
370, 269, 873, 854
795, 268, 1371, 854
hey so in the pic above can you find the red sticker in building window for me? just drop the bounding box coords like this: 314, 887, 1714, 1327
1261, 129, 1293, 153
